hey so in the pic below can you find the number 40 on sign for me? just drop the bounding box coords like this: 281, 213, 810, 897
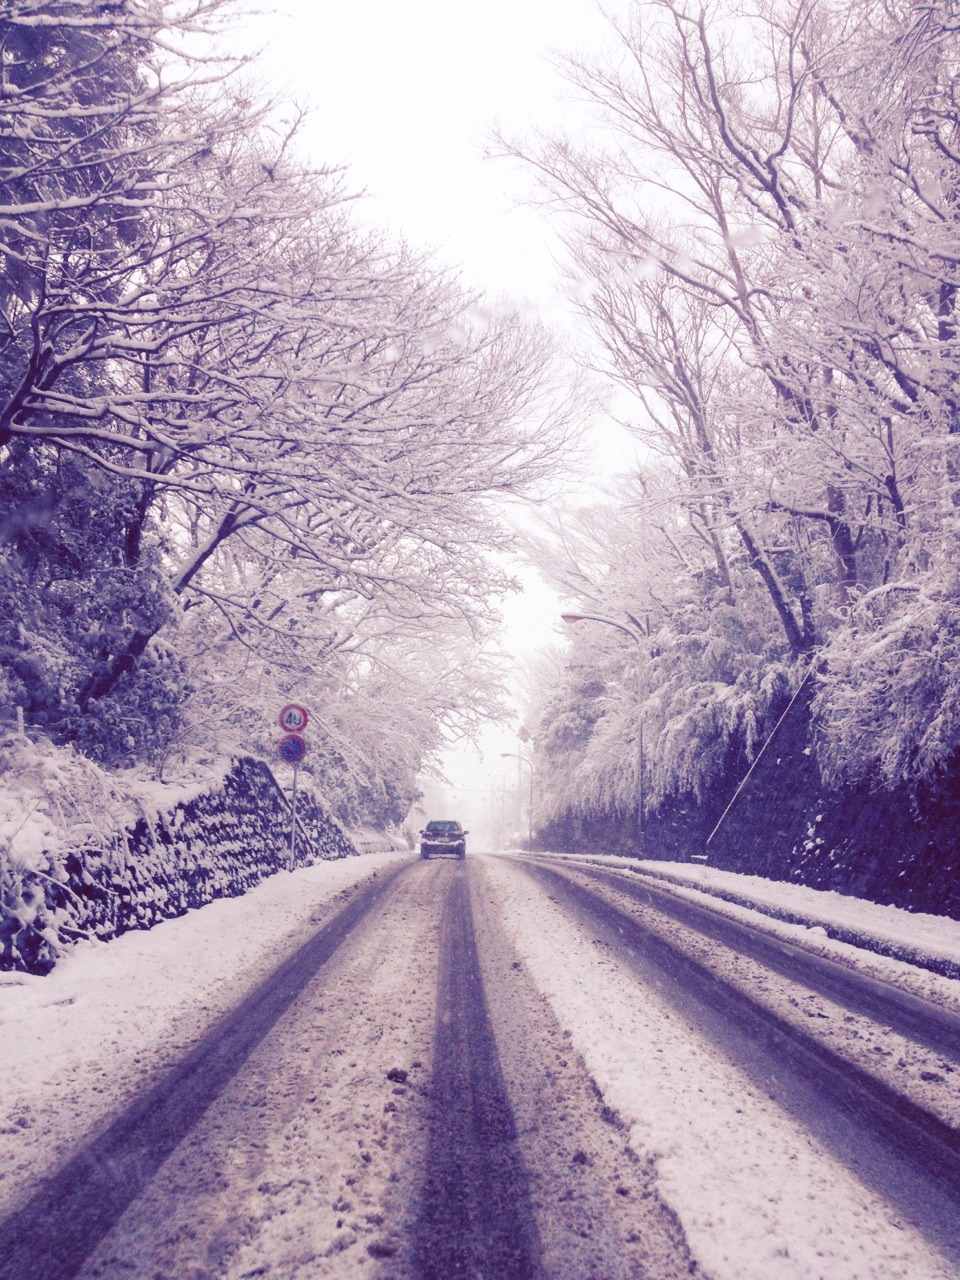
279, 703, 309, 733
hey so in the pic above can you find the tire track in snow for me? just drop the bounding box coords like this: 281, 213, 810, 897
519, 859, 960, 1268
410, 864, 546, 1279
0, 862, 408, 1280
525, 854, 960, 1061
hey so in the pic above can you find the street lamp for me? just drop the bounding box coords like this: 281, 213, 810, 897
561, 612, 645, 854
501, 751, 534, 848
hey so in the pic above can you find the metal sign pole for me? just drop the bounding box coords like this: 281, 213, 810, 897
277, 707, 308, 872
289, 763, 299, 870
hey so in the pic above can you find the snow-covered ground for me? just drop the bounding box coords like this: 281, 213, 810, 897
484, 855, 960, 1280
531, 852, 960, 1007
0, 851, 411, 1208
637, 855, 960, 974
1, 849, 958, 1278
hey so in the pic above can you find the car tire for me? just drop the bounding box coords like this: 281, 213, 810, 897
420, 851, 430, 860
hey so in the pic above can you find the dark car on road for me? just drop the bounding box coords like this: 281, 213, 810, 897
420, 820, 467, 859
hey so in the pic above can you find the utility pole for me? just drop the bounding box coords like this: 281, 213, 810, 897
502, 750, 534, 848
561, 612, 645, 854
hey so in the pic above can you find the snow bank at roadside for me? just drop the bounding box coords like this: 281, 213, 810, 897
642, 858, 960, 964
531, 852, 960, 981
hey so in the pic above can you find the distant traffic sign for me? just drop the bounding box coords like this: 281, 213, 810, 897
277, 733, 307, 765
278, 703, 309, 733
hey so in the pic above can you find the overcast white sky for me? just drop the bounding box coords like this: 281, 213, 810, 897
237, 0, 626, 310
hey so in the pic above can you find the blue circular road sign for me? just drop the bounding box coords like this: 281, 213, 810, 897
277, 733, 307, 765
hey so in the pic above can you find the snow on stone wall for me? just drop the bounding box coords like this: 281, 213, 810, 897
0, 756, 357, 975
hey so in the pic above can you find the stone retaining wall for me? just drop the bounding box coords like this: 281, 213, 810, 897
0, 756, 358, 974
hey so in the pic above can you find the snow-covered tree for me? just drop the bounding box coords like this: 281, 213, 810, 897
0, 442, 186, 763
513, 0, 960, 821
0, 0, 245, 453
524, 480, 795, 832
0, 0, 581, 784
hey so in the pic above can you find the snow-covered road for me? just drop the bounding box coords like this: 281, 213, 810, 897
0, 851, 958, 1278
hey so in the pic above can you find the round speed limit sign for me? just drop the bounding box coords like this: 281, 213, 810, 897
278, 703, 309, 733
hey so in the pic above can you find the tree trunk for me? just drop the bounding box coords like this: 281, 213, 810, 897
736, 520, 812, 656
77, 629, 153, 709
